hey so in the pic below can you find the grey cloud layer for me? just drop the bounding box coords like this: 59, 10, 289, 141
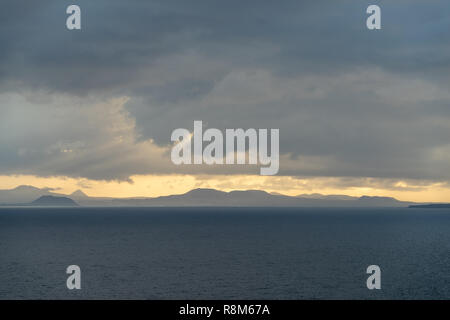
1, 0, 450, 181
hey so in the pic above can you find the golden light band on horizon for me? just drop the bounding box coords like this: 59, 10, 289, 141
0, 174, 448, 203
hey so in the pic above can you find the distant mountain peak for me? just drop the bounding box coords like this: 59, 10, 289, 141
185, 188, 226, 195
71, 189, 88, 198
13, 185, 41, 191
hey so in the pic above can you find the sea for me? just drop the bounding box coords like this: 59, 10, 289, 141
0, 207, 449, 299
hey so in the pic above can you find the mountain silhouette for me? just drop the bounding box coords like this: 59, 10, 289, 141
30, 195, 78, 207
0, 185, 60, 204
0, 186, 419, 207
98, 188, 414, 207
70, 190, 89, 198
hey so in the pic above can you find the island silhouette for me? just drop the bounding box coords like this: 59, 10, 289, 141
0, 185, 435, 207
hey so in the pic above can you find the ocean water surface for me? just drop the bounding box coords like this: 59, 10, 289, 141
0, 207, 449, 299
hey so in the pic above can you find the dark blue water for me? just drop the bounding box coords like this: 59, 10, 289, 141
0, 207, 450, 299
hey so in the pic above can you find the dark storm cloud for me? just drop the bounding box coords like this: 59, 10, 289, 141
1, 0, 450, 181
2, 0, 448, 93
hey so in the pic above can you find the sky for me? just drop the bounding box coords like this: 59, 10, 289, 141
1, 0, 450, 201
